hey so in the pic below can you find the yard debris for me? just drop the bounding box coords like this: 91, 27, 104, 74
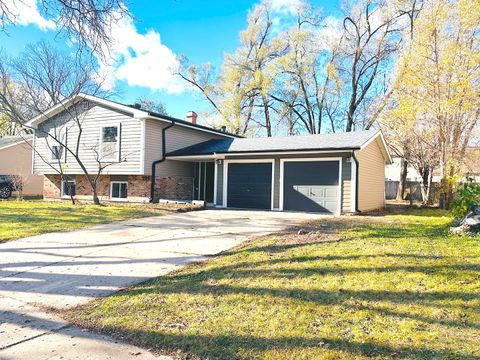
163, 323, 187, 329
297, 229, 309, 235
450, 205, 480, 235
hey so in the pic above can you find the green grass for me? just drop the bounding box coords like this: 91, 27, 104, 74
65, 208, 480, 359
0, 200, 197, 242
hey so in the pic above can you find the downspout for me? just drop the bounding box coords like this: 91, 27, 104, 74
352, 150, 360, 213
150, 121, 175, 202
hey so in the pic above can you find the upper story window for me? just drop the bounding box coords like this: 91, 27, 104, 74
48, 126, 66, 162
51, 146, 64, 161
101, 125, 120, 162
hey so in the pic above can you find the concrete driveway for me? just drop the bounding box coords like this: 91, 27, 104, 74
0, 209, 320, 359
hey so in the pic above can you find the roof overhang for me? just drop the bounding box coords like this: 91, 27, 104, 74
166, 148, 357, 160
24, 93, 238, 139
359, 131, 393, 164
0, 138, 32, 151
25, 93, 149, 129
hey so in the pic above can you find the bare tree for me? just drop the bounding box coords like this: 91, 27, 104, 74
0, 41, 122, 205
341, 0, 405, 132
0, 0, 130, 58
175, 2, 286, 136
134, 96, 168, 116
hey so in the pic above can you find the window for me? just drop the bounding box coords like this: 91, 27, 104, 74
110, 181, 127, 200
49, 126, 66, 162
62, 179, 76, 197
51, 146, 64, 161
101, 125, 120, 161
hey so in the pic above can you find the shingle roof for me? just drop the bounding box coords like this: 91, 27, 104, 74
167, 129, 380, 156
0, 135, 32, 150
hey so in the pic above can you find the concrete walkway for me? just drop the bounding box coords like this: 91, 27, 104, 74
0, 209, 320, 359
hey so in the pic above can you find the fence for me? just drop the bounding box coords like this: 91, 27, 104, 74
385, 181, 439, 201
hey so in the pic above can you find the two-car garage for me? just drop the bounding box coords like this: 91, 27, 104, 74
167, 130, 392, 214
224, 159, 341, 214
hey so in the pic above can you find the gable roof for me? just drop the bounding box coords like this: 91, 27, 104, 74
0, 135, 32, 150
167, 129, 392, 163
24, 93, 239, 139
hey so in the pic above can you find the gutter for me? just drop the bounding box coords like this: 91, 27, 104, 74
150, 121, 175, 202
352, 150, 360, 213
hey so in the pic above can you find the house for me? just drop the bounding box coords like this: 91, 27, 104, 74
386, 147, 480, 183
0, 135, 43, 197
26, 94, 392, 214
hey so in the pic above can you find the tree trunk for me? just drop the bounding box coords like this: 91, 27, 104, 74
92, 184, 101, 205
419, 168, 430, 205
396, 159, 408, 201
262, 95, 272, 137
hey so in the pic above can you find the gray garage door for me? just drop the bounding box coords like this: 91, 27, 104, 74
227, 162, 272, 209
283, 160, 340, 213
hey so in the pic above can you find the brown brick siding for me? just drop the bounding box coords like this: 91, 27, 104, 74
44, 174, 61, 199
154, 176, 193, 201
44, 174, 193, 203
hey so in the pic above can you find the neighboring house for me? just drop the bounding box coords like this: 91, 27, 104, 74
386, 147, 480, 183
26, 94, 392, 214
0, 135, 44, 196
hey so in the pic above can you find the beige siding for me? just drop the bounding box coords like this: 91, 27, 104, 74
33, 102, 142, 175
144, 118, 163, 174
357, 138, 386, 211
0, 140, 43, 195
146, 120, 225, 177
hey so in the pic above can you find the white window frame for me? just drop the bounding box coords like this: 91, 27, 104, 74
48, 127, 67, 163
110, 181, 128, 201
279, 157, 342, 215
222, 159, 275, 210
100, 123, 121, 162
61, 179, 76, 198
50, 145, 64, 162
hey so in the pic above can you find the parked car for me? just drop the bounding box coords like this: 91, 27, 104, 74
0, 175, 14, 199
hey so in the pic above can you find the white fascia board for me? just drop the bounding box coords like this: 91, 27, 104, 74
0, 138, 32, 151
219, 149, 353, 157
25, 93, 149, 129
359, 131, 393, 164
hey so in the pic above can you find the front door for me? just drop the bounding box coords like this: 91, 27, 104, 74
195, 162, 215, 203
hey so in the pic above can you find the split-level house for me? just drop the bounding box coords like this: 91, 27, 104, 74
27, 94, 392, 214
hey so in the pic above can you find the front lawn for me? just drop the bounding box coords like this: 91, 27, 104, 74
65, 208, 480, 359
0, 200, 198, 242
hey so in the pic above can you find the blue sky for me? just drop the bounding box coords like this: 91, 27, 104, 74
0, 0, 341, 120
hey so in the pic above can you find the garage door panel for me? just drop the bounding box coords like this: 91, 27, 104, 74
227, 163, 272, 209
283, 161, 340, 213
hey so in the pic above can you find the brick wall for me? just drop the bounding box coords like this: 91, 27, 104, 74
44, 174, 61, 199
43, 174, 193, 203
155, 176, 193, 201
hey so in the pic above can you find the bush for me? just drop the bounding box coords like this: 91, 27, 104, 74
451, 177, 480, 219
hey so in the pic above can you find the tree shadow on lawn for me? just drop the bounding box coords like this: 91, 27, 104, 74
97, 323, 478, 360
69, 211, 479, 359
233, 219, 450, 255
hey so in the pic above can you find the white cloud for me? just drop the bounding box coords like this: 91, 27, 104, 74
316, 16, 343, 51
270, 0, 302, 15
4, 0, 55, 31
97, 16, 184, 94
